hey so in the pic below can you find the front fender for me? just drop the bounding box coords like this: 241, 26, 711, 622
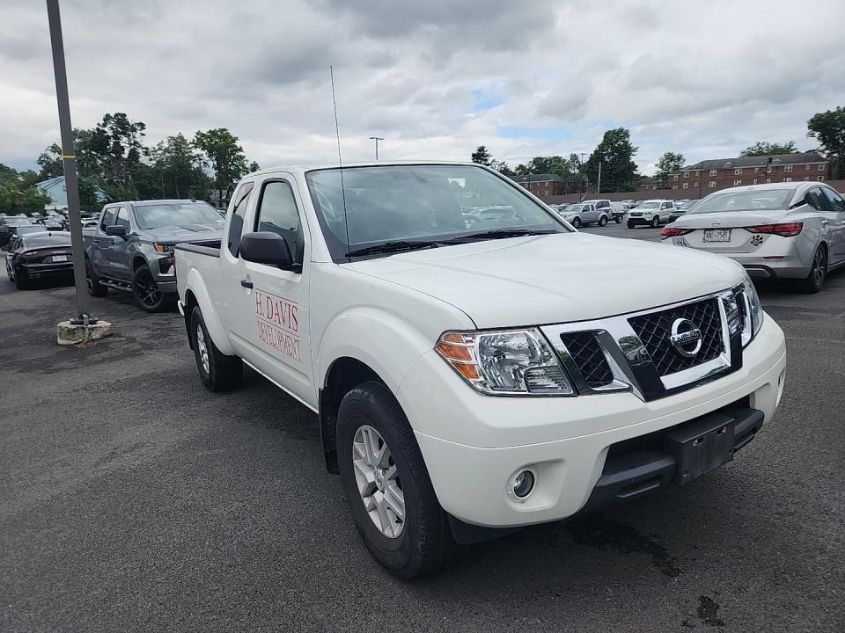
315, 306, 439, 396
183, 267, 236, 356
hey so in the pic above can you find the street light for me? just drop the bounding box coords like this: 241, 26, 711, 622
369, 136, 384, 160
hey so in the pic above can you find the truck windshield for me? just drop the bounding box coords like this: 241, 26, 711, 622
134, 202, 224, 229
306, 164, 567, 260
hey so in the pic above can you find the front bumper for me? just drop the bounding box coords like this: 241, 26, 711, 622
399, 315, 786, 527
628, 214, 656, 226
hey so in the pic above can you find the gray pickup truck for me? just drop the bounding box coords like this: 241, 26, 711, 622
83, 199, 225, 312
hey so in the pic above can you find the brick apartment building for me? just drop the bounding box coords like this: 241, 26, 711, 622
668, 151, 830, 196
513, 173, 567, 196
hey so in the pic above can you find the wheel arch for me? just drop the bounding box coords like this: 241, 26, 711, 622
319, 356, 388, 474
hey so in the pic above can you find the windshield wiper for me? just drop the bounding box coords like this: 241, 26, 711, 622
345, 240, 443, 257
446, 228, 559, 243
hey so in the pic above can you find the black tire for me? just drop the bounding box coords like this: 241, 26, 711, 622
800, 244, 827, 293
132, 264, 168, 312
651, 216, 660, 228
14, 269, 29, 290
86, 258, 108, 297
615, 216, 621, 224
598, 215, 608, 227
190, 307, 243, 391
337, 381, 456, 579
627, 220, 636, 229
571, 216, 582, 228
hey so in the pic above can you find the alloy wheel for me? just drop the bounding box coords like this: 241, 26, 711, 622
352, 425, 405, 538
134, 268, 162, 307
812, 247, 826, 289
195, 324, 210, 375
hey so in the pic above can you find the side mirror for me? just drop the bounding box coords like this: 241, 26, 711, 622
105, 224, 127, 238
240, 231, 295, 270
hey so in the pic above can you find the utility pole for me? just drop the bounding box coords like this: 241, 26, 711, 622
579, 153, 587, 202
368, 136, 384, 160
597, 160, 603, 195
46, 0, 92, 323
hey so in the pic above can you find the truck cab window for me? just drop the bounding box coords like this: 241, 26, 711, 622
100, 207, 116, 229
227, 182, 254, 257
255, 181, 302, 264
115, 207, 131, 230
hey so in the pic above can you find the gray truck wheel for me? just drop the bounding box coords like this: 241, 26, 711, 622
336, 381, 456, 578
132, 264, 168, 312
651, 216, 660, 228
571, 217, 582, 228
86, 258, 108, 297
190, 307, 243, 391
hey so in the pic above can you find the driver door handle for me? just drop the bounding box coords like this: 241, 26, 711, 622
240, 278, 253, 289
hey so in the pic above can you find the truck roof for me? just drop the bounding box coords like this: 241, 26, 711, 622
246, 160, 483, 178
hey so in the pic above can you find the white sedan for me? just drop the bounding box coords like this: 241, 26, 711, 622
661, 182, 845, 292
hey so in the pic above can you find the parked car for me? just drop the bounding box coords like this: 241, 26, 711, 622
557, 202, 608, 227
661, 182, 845, 292
582, 199, 616, 223
175, 162, 785, 578
669, 200, 697, 221
627, 199, 676, 228
0, 217, 34, 248
609, 202, 626, 223
83, 199, 225, 312
5, 231, 74, 289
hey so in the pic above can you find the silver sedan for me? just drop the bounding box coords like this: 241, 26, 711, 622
661, 182, 845, 292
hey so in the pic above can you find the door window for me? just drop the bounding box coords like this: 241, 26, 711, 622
806, 188, 832, 211
114, 207, 131, 230
100, 207, 116, 229
254, 181, 302, 265
227, 182, 254, 257
821, 187, 845, 212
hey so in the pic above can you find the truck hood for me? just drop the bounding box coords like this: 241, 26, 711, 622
145, 224, 224, 243
345, 232, 744, 328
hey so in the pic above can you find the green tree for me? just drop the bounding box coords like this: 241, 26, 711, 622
740, 141, 797, 157
491, 160, 515, 178
248, 161, 261, 173
0, 164, 51, 215
586, 128, 640, 193
149, 133, 210, 199
655, 151, 685, 188
471, 145, 492, 166
808, 106, 845, 178
77, 176, 103, 213
193, 128, 248, 205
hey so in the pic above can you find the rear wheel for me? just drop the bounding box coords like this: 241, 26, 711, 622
800, 245, 827, 293
14, 269, 29, 290
86, 258, 108, 297
571, 216, 582, 228
614, 216, 621, 224
598, 215, 608, 227
651, 216, 660, 228
132, 264, 168, 312
190, 307, 242, 391
337, 381, 456, 578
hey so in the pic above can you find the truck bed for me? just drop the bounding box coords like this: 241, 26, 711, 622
175, 239, 222, 258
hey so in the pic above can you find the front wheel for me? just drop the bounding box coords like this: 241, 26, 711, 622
337, 381, 455, 578
800, 245, 827, 293
627, 220, 636, 229
571, 217, 582, 228
651, 216, 660, 228
132, 264, 168, 312
190, 307, 243, 391
86, 258, 108, 297
598, 215, 608, 227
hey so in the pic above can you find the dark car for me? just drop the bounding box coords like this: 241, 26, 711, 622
5, 231, 74, 289
0, 217, 34, 248
83, 200, 225, 312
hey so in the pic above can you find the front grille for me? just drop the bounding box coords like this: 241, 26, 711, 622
560, 331, 614, 388
628, 298, 723, 376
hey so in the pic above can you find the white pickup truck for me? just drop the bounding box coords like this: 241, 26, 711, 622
175, 162, 786, 578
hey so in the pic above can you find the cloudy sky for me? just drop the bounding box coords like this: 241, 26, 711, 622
1, 0, 844, 174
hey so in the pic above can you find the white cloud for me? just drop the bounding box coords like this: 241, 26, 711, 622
0, 0, 843, 175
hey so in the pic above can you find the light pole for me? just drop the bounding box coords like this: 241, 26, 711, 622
369, 136, 384, 160
597, 160, 603, 195
46, 0, 92, 323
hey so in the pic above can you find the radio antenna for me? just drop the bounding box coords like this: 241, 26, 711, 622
330, 65, 351, 258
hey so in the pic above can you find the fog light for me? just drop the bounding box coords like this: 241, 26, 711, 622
511, 470, 535, 500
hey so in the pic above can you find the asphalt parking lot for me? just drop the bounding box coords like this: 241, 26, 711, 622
1, 233, 843, 632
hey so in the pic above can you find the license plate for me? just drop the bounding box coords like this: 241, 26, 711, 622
52, 255, 68, 262
703, 228, 731, 242
664, 415, 735, 485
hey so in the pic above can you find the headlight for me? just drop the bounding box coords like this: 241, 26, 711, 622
154, 243, 174, 254
435, 329, 574, 396
740, 274, 764, 346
